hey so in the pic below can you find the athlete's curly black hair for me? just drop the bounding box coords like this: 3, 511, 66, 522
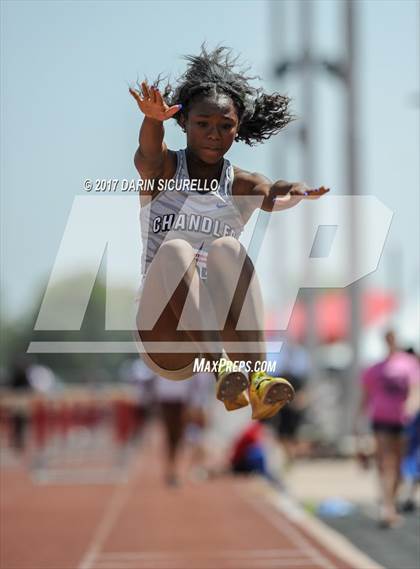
153, 45, 293, 146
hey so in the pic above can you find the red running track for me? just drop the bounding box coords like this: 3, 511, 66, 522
1, 425, 356, 569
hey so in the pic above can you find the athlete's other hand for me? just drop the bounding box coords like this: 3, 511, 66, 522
129, 82, 181, 121
271, 182, 329, 211
301, 185, 330, 199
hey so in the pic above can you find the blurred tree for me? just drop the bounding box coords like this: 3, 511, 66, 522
1, 272, 137, 384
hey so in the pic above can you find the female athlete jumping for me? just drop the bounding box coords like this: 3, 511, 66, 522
130, 46, 328, 420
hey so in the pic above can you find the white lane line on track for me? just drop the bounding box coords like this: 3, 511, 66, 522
92, 556, 324, 569
242, 480, 385, 569
93, 553, 315, 569
93, 550, 316, 569
77, 453, 143, 569
238, 491, 336, 569
97, 549, 307, 558
271, 490, 385, 569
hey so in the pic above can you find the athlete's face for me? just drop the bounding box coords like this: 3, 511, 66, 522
183, 95, 239, 164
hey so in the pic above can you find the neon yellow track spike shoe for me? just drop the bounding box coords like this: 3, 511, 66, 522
249, 371, 295, 420
215, 356, 249, 411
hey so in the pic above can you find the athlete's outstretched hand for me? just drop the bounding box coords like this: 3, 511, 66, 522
271, 182, 329, 211
301, 186, 330, 199
129, 81, 181, 122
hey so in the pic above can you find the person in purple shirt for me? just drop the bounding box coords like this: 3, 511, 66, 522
357, 330, 420, 528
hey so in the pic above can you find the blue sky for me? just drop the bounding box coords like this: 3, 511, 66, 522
1, 0, 419, 329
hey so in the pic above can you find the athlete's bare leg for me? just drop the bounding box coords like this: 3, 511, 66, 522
206, 239, 294, 420
137, 239, 224, 372
206, 236, 266, 372
375, 432, 403, 526
137, 236, 290, 417
137, 237, 264, 368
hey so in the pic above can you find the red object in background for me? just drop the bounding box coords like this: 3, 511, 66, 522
113, 400, 136, 445
231, 422, 264, 465
32, 401, 49, 449
278, 290, 397, 343
57, 402, 72, 440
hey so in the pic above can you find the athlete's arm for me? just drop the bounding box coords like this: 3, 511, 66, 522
233, 170, 329, 213
129, 82, 181, 179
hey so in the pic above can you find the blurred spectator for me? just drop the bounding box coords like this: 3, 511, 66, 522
400, 410, 420, 512
184, 372, 213, 481
124, 359, 212, 486
8, 355, 33, 451
268, 340, 310, 467
154, 374, 191, 487
119, 358, 155, 437
400, 347, 420, 512
27, 364, 56, 394
230, 421, 269, 478
356, 330, 420, 528
9, 355, 33, 390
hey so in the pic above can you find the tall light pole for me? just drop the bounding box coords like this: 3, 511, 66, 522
271, 0, 319, 383
268, 0, 288, 329
345, 0, 362, 438
271, 0, 362, 437
300, 0, 318, 385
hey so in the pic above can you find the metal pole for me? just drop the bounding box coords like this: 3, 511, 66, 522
300, 0, 318, 382
269, 0, 288, 329
345, 0, 362, 439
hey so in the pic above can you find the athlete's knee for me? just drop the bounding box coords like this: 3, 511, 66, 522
158, 239, 195, 263
207, 236, 245, 265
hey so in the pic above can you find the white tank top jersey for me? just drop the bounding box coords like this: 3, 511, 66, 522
139, 149, 245, 281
